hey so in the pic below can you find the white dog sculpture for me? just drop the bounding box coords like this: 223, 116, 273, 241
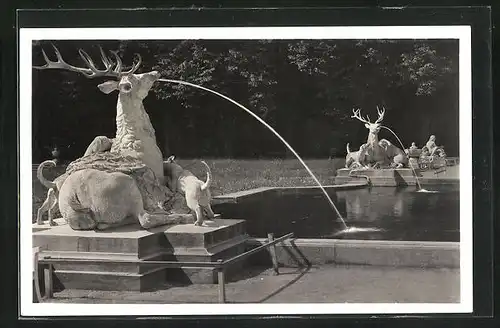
163, 155, 216, 226
36, 160, 68, 226
345, 143, 369, 169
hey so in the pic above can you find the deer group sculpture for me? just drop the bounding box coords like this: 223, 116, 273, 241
34, 45, 194, 230
346, 106, 408, 169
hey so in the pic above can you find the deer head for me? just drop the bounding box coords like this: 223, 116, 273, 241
33, 44, 160, 100
351, 106, 386, 135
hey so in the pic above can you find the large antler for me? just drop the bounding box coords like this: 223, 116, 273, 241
374, 105, 386, 124
351, 108, 372, 124
33, 43, 142, 78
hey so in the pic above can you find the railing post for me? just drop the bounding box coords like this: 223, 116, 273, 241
32, 247, 42, 302
43, 264, 53, 299
267, 233, 279, 275
217, 259, 226, 303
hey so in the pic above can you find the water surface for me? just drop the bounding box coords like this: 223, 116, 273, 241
213, 185, 460, 242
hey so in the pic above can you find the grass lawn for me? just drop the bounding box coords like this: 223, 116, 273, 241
31, 158, 346, 222
173, 158, 345, 196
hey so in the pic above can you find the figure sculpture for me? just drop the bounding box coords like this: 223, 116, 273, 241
34, 45, 193, 230
424, 135, 446, 158
425, 135, 438, 156
418, 135, 447, 170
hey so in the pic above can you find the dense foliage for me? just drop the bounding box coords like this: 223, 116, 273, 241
32, 39, 459, 162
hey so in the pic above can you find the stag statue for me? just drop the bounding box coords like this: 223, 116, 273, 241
349, 106, 389, 168
35, 45, 164, 181
33, 45, 194, 230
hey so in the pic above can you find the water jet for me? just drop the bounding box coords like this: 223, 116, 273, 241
157, 78, 350, 230
380, 125, 427, 191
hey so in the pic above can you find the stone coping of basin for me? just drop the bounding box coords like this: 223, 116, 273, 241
247, 237, 460, 268
249, 237, 459, 249
212, 182, 368, 204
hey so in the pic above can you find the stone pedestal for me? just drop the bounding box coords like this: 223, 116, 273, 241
335, 168, 418, 186
33, 216, 248, 291
163, 219, 248, 284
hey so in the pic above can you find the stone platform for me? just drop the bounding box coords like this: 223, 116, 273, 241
335, 168, 418, 187
33, 216, 248, 291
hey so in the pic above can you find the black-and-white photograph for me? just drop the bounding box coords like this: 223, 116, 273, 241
19, 25, 472, 316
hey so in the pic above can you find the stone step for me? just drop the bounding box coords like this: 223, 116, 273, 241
34, 221, 176, 258
53, 267, 166, 292
42, 251, 166, 274
163, 219, 246, 250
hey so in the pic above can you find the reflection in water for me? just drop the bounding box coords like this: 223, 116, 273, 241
393, 194, 404, 217
349, 194, 364, 217
334, 185, 459, 241
213, 185, 460, 242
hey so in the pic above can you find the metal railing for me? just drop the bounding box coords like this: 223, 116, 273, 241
36, 232, 294, 303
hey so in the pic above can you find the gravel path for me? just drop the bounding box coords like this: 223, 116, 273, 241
47, 264, 459, 304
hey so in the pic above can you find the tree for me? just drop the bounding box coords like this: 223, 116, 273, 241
31, 38, 459, 162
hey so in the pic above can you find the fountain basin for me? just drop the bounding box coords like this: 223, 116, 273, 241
212, 184, 460, 242
335, 168, 459, 187
213, 184, 460, 269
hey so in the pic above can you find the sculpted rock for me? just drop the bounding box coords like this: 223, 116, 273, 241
59, 168, 192, 231
378, 139, 408, 168
66, 153, 169, 211
59, 152, 192, 230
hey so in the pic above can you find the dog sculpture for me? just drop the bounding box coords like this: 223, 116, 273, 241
83, 136, 114, 157
378, 139, 408, 168
36, 137, 119, 226
163, 155, 216, 226
36, 160, 69, 226
345, 143, 369, 169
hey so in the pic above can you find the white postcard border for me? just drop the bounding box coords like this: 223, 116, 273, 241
19, 25, 472, 316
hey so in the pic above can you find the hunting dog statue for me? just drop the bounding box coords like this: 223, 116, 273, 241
36, 160, 68, 226
163, 155, 216, 226
345, 143, 369, 169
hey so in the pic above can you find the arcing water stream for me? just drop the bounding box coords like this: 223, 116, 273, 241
157, 78, 350, 231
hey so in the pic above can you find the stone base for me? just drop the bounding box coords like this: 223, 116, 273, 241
335, 168, 418, 186
163, 219, 248, 284
32, 218, 67, 233
33, 216, 248, 291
